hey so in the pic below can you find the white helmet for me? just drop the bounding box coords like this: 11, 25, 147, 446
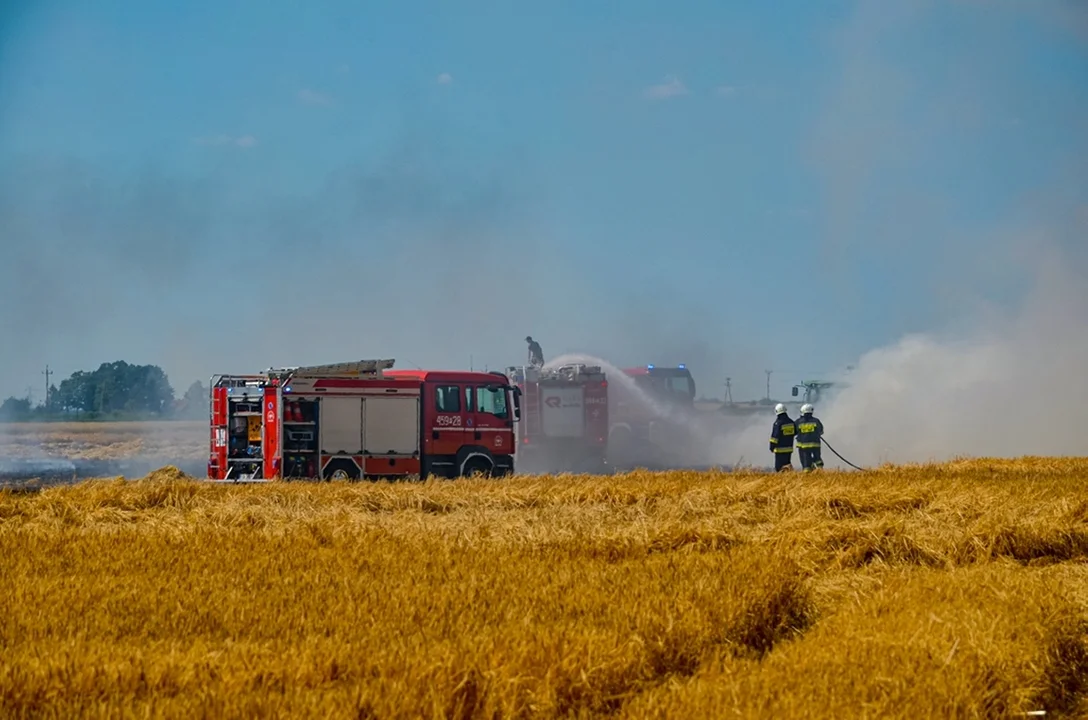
801, 403, 814, 415
774, 403, 787, 415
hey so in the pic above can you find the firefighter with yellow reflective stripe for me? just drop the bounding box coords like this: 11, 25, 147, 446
769, 403, 796, 472
796, 403, 825, 471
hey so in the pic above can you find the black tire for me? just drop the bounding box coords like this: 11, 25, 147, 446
460, 455, 495, 478
323, 458, 361, 482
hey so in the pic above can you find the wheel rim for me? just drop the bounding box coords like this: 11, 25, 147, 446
464, 460, 492, 477
330, 469, 350, 480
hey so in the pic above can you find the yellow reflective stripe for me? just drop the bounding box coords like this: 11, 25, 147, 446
797, 442, 821, 449
769, 437, 778, 444
774, 447, 793, 453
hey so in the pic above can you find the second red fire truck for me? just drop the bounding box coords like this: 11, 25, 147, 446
207, 360, 519, 481
608, 364, 699, 469
504, 363, 609, 473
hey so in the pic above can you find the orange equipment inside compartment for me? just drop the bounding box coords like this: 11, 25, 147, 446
247, 415, 262, 442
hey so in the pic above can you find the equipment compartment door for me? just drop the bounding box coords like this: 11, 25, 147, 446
319, 397, 364, 455
209, 385, 229, 478
540, 386, 586, 438
363, 395, 420, 455
261, 386, 281, 479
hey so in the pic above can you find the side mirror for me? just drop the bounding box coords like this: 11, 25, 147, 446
791, 387, 798, 397
511, 388, 522, 421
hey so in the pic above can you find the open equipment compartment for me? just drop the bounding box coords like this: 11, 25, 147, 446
221, 377, 265, 479
282, 395, 319, 479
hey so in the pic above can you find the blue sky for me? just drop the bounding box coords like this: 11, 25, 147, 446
0, 0, 1085, 402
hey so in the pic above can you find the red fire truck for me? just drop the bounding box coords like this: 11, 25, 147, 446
608, 364, 698, 468
504, 363, 609, 473
207, 360, 519, 481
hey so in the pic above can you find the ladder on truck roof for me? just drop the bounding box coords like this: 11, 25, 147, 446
264, 359, 396, 381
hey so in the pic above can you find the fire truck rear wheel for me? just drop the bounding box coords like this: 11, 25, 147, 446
323, 459, 361, 482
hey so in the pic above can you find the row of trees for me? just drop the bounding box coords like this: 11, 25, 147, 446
0, 361, 209, 422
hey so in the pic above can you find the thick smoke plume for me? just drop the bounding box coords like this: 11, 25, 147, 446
703, 242, 1088, 469
818, 246, 1088, 466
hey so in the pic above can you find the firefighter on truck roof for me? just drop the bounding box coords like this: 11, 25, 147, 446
796, 403, 825, 471
769, 402, 796, 472
526, 336, 544, 369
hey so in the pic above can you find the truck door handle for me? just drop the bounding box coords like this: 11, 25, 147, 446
474, 431, 481, 440
432, 431, 439, 439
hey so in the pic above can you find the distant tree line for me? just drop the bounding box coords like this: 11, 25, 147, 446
0, 361, 209, 422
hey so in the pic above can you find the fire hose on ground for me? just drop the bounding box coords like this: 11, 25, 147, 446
821, 436, 867, 471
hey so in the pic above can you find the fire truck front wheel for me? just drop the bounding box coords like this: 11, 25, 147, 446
459, 455, 495, 479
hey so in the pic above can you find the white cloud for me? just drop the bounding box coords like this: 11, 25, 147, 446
436, 72, 453, 85
715, 85, 739, 97
643, 75, 688, 100
297, 88, 333, 106
192, 135, 258, 149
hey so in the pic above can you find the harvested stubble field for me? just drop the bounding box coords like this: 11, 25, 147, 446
2, 459, 1087, 719
0, 421, 206, 461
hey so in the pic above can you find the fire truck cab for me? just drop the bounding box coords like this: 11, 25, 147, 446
207, 360, 518, 481
505, 363, 609, 473
608, 364, 697, 468
384, 368, 518, 478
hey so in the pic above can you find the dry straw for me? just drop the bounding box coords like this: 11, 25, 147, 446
1, 457, 1086, 718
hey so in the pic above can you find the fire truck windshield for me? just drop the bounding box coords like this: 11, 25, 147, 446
665, 375, 695, 396
633, 369, 695, 402
474, 385, 510, 419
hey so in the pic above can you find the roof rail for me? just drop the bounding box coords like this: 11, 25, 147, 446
506, 363, 605, 383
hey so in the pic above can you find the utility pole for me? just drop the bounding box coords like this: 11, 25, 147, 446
724, 377, 733, 404
765, 369, 772, 401
42, 364, 52, 409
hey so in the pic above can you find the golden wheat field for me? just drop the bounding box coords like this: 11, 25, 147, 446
0, 421, 206, 461
1, 458, 1087, 719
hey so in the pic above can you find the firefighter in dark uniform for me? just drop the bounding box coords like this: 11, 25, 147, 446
769, 403, 796, 471
796, 403, 825, 471
526, 336, 544, 368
